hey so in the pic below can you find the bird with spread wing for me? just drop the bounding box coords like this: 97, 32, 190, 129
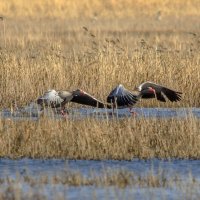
107, 81, 182, 113
36, 89, 111, 117
36, 81, 182, 117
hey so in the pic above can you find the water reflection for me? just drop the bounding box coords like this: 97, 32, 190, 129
0, 159, 200, 199
1, 158, 200, 179
0, 105, 200, 121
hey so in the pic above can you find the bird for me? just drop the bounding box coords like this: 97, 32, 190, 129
107, 84, 138, 110
36, 89, 111, 117
136, 81, 182, 102
107, 81, 182, 113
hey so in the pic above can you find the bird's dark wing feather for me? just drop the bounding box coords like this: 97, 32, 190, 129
161, 88, 182, 102
71, 91, 111, 108
139, 81, 182, 102
156, 92, 166, 102
107, 84, 138, 107
140, 93, 155, 99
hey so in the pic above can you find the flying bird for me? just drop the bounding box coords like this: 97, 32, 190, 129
36, 89, 111, 117
107, 81, 182, 113
107, 84, 138, 109
36, 82, 182, 117
137, 81, 182, 102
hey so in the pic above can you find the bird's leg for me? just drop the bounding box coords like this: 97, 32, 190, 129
129, 107, 137, 116
107, 103, 115, 116
109, 104, 115, 116
11, 100, 19, 114
60, 107, 69, 119
112, 106, 115, 115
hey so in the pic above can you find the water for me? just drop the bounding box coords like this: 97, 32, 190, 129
1, 159, 200, 178
0, 159, 200, 199
1, 103, 200, 120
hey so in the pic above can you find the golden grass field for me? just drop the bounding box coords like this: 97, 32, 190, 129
0, 117, 199, 159
1, 0, 200, 18
0, 0, 199, 159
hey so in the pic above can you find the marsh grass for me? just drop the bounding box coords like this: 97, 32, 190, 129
0, 20, 200, 108
1, 0, 200, 19
0, 116, 199, 159
1, 4, 200, 108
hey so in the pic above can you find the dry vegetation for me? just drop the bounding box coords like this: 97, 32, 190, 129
0, 20, 200, 108
0, 0, 199, 160
0, 1, 200, 108
0, 116, 199, 159
1, 0, 200, 18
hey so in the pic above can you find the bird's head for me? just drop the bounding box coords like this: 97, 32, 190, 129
147, 87, 156, 94
140, 86, 156, 96
72, 89, 85, 97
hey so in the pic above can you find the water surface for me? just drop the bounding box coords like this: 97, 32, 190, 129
1, 106, 200, 120
0, 159, 200, 199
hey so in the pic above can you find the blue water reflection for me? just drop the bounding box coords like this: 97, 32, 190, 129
1, 107, 200, 120
0, 159, 200, 199
0, 158, 200, 179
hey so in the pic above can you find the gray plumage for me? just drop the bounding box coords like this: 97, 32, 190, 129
37, 89, 111, 111
107, 84, 138, 108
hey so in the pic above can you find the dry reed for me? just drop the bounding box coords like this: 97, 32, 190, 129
0, 0, 200, 19
0, 18, 200, 108
0, 116, 199, 159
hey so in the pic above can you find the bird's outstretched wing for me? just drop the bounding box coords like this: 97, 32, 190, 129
138, 81, 182, 102
107, 84, 138, 107
37, 90, 64, 107
71, 89, 111, 108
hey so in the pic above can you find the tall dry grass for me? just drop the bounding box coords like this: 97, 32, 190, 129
0, 116, 199, 159
0, 1, 199, 108
0, 0, 200, 19
0, 18, 200, 108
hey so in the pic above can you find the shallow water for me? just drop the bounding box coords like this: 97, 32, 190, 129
1, 105, 200, 120
0, 159, 200, 199
1, 159, 200, 179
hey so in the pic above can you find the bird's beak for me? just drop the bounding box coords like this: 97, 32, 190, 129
73, 89, 85, 96
148, 87, 156, 94
79, 90, 85, 95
